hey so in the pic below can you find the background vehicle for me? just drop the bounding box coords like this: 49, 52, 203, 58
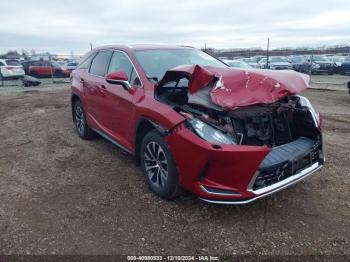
259, 57, 268, 68
340, 56, 350, 75
28, 60, 70, 78
71, 45, 323, 204
310, 55, 334, 75
223, 59, 252, 68
289, 56, 310, 73
62, 61, 78, 73
329, 55, 345, 74
241, 57, 261, 68
0, 59, 25, 80
268, 56, 293, 70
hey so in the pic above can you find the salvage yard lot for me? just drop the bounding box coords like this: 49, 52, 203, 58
0, 79, 349, 255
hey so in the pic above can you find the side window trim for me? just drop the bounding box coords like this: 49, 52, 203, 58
88, 50, 113, 78
109, 50, 143, 88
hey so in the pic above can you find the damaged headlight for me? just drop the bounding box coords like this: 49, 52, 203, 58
298, 96, 320, 127
188, 118, 236, 144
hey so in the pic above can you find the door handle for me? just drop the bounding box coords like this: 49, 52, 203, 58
100, 84, 106, 90
80, 78, 85, 83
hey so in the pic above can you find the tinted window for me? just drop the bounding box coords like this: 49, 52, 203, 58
0, 61, 4, 66
51, 61, 61, 68
108, 51, 142, 87
6, 60, 21, 66
89, 50, 113, 76
270, 56, 288, 63
32, 61, 44, 66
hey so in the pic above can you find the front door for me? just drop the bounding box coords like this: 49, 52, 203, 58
101, 51, 143, 150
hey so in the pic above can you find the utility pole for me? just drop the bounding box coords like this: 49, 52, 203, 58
266, 37, 270, 69
90, 43, 93, 51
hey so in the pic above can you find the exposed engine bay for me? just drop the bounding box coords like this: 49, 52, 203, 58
156, 78, 320, 147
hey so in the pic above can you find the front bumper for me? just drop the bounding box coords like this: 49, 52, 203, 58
312, 64, 333, 73
166, 124, 324, 204
200, 161, 322, 204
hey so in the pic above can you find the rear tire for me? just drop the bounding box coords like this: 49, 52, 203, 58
73, 100, 95, 140
140, 130, 181, 199
30, 71, 39, 78
54, 70, 64, 78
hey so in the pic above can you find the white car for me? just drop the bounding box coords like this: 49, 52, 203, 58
0, 59, 25, 79
62, 61, 78, 73
223, 59, 252, 69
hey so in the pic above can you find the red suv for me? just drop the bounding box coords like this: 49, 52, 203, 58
71, 45, 324, 204
28, 60, 70, 78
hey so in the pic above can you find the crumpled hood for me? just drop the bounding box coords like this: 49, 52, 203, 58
157, 65, 309, 110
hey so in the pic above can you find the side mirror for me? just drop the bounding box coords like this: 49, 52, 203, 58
106, 71, 131, 89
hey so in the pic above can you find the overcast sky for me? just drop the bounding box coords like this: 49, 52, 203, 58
1, 0, 350, 54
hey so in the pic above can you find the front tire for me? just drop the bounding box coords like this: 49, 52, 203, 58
73, 100, 95, 140
141, 130, 181, 199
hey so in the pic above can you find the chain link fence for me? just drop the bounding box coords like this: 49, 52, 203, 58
0, 54, 83, 88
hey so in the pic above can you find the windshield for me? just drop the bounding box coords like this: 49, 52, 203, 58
270, 56, 288, 63
292, 56, 306, 63
51, 61, 62, 68
313, 55, 330, 62
227, 61, 251, 68
134, 49, 227, 80
331, 56, 344, 62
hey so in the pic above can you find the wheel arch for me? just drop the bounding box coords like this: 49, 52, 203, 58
135, 117, 169, 165
71, 93, 81, 122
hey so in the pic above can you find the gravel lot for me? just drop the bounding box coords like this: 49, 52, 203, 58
0, 77, 349, 256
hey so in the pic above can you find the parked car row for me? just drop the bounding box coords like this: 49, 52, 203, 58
0, 59, 25, 80
222, 54, 350, 75
0, 58, 78, 80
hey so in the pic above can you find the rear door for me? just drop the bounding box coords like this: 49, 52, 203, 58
83, 50, 113, 129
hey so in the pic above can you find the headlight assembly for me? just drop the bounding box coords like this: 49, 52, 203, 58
297, 96, 320, 127
188, 118, 236, 145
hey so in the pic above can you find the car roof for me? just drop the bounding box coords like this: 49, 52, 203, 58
92, 44, 195, 52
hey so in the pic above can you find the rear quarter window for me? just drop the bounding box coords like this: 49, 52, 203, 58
89, 50, 113, 76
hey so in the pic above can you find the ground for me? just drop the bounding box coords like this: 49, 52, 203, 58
0, 76, 349, 256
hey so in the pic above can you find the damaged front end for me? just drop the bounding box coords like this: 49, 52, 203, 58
156, 65, 324, 203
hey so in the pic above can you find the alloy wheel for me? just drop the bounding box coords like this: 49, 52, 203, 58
75, 105, 85, 135
144, 141, 168, 188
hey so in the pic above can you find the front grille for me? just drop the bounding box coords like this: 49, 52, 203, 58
253, 137, 322, 191
319, 64, 331, 69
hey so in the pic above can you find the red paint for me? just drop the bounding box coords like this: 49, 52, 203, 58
158, 64, 215, 94
28, 61, 70, 78
157, 64, 310, 109
71, 45, 318, 202
106, 71, 129, 82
